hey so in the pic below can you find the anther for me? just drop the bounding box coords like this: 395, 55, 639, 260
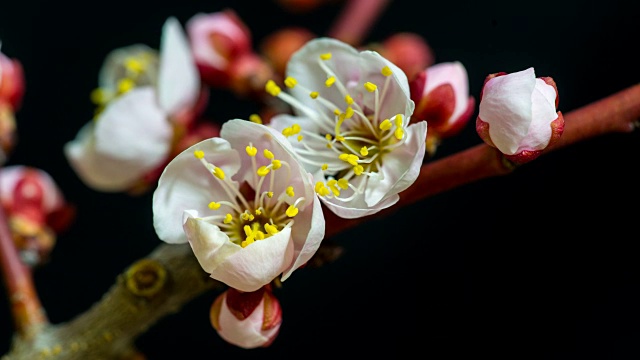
320, 52, 332, 60
381, 66, 393, 77
246, 145, 258, 156
249, 114, 263, 124
325, 76, 336, 87
284, 77, 297, 88
286, 204, 299, 217
208, 202, 221, 210
265, 80, 281, 96
379, 119, 392, 131
364, 82, 377, 92
263, 149, 274, 159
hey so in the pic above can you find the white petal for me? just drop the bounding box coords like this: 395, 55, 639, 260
158, 17, 200, 116
64, 122, 155, 191
218, 295, 277, 349
209, 227, 294, 293
365, 121, 427, 207
322, 191, 399, 219
517, 79, 558, 152
153, 137, 241, 244
281, 190, 325, 281
94, 87, 172, 171
479, 67, 536, 155
183, 216, 242, 274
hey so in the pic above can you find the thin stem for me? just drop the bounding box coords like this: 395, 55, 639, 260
0, 203, 48, 339
326, 0, 391, 46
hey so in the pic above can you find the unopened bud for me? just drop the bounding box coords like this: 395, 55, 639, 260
210, 286, 282, 349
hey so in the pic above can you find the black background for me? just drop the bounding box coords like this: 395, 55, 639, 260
1, 0, 639, 358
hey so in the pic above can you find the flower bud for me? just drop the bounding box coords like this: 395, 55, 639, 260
410, 61, 475, 155
186, 10, 253, 89
476, 67, 564, 164
0, 46, 25, 111
0, 166, 74, 267
375, 32, 435, 81
210, 286, 282, 349
260, 27, 316, 79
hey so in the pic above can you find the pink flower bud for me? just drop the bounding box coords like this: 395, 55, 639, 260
260, 26, 316, 79
476, 67, 564, 164
186, 10, 253, 89
0, 49, 25, 111
410, 61, 475, 153
210, 286, 282, 349
0, 166, 74, 266
377, 32, 435, 81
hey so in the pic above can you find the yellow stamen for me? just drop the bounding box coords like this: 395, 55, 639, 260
125, 57, 145, 73
271, 159, 282, 170
246, 145, 257, 157
284, 76, 297, 88
297, 135, 303, 142
255, 209, 262, 215
267, 191, 274, 198
345, 95, 354, 105
208, 202, 221, 210
286, 205, 299, 217
249, 114, 262, 124
310, 91, 319, 99
337, 178, 349, 189
325, 76, 336, 87
321, 164, 328, 171
257, 166, 270, 177
320, 52, 332, 60
354, 165, 364, 176
224, 214, 233, 224
379, 119, 392, 131
291, 124, 301, 134
315, 181, 330, 196
394, 128, 404, 140
286, 186, 294, 197
381, 66, 393, 77
117, 78, 135, 94
364, 82, 377, 92
395, 114, 403, 127
213, 167, 225, 180
344, 106, 354, 119
265, 80, 281, 96
263, 149, 274, 159
325, 134, 333, 141
265, 223, 279, 235
193, 150, 205, 159
360, 146, 369, 156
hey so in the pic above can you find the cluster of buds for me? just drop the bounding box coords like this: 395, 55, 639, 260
0, 43, 25, 164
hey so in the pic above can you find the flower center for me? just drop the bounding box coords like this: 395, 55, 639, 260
264, 51, 408, 203
90, 48, 159, 119
192, 144, 305, 248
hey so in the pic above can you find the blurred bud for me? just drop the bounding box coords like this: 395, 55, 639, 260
476, 67, 564, 165
0, 45, 25, 111
0, 103, 17, 164
260, 27, 316, 79
186, 10, 253, 89
0, 166, 74, 267
374, 32, 434, 81
275, 0, 337, 13
210, 286, 282, 349
410, 61, 475, 156
227, 53, 276, 99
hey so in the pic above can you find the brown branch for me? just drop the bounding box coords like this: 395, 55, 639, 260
4, 244, 221, 359
2, 83, 638, 359
0, 204, 48, 339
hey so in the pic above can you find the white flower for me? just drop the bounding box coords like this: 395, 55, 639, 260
152, 119, 325, 292
64, 17, 200, 192
266, 38, 427, 219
